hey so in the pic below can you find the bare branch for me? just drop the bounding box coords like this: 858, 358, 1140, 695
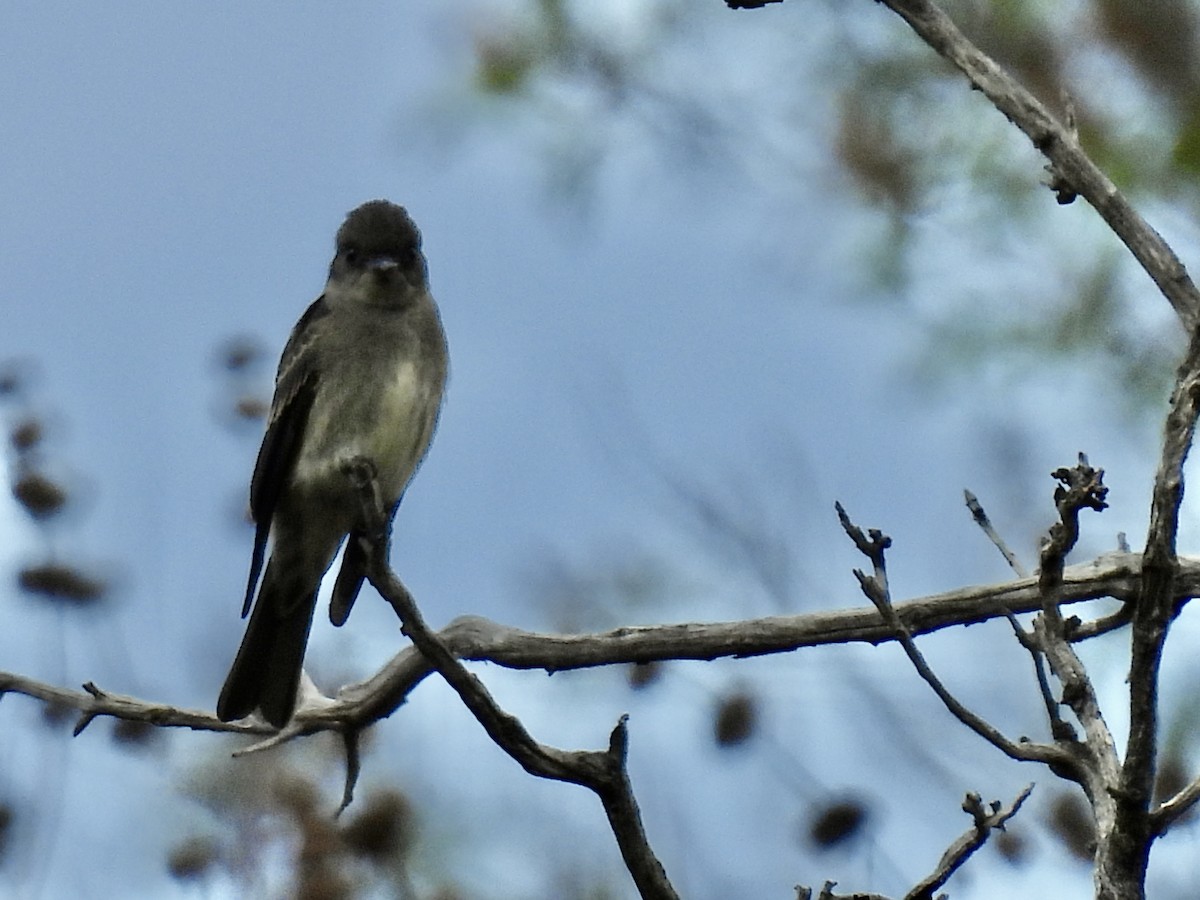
1152, 773, 1200, 836
1066, 603, 1133, 642
794, 882, 889, 900
344, 552, 1175, 710
962, 487, 1069, 742
871, 0, 1200, 328
347, 459, 680, 900
836, 503, 1071, 771
795, 787, 1033, 900
903, 785, 1034, 900
1038, 454, 1109, 634
1001, 608, 1076, 743
1102, 333, 1200, 890
964, 489, 1028, 578
1027, 458, 1121, 802
2, 553, 1197, 738
0, 674, 268, 735
719, 2, 1200, 896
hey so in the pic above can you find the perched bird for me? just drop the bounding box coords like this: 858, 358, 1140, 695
217, 200, 448, 728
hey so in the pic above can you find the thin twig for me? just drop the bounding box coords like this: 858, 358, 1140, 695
1151, 773, 1200, 836
1067, 603, 1133, 641
904, 785, 1035, 900
964, 489, 1028, 577
835, 503, 1072, 773
963, 488, 1069, 737
1001, 608, 1075, 743
794, 787, 1033, 900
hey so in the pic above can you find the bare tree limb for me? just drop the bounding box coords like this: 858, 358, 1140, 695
963, 489, 1028, 578
1002, 606, 1075, 743
963, 487, 1082, 744
3, 553, 1198, 737
903, 785, 1034, 900
0, 674, 265, 735
1098, 333, 1200, 895
1151, 772, 1200, 836
836, 503, 1072, 772
795, 786, 1033, 900
1037, 455, 1109, 633
1025, 457, 1123, 818
794, 882, 889, 900
718, 0, 1200, 348
343, 458, 679, 900
869, 0, 1200, 329
1065, 604, 1133, 641
716, 1, 1200, 896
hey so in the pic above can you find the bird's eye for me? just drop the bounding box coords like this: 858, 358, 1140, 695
344, 248, 361, 266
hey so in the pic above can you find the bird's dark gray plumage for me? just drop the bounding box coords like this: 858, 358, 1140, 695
217, 200, 448, 728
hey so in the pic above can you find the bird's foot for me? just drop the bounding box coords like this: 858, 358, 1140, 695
340, 456, 389, 540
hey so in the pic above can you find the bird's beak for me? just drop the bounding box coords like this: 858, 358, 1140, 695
367, 256, 400, 273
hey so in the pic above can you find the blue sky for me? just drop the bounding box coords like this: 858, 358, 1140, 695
2, 3, 1194, 899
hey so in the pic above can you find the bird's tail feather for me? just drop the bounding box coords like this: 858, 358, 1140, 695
216, 569, 318, 728
329, 533, 367, 627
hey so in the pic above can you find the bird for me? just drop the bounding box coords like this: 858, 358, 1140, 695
217, 200, 448, 728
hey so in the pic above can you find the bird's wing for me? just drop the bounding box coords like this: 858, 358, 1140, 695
240, 297, 330, 617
